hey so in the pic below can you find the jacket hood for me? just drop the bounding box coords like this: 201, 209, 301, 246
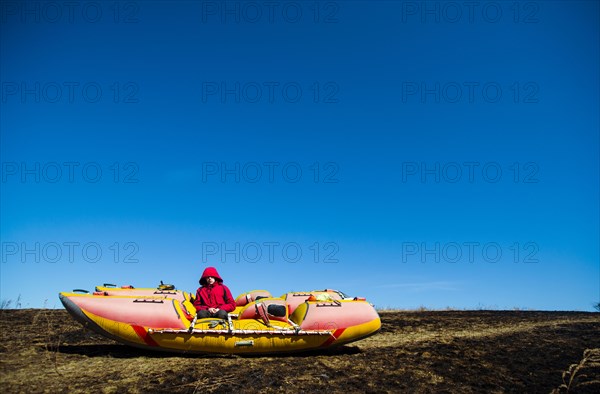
199, 266, 224, 285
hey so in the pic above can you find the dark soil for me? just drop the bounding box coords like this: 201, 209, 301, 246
1, 309, 598, 393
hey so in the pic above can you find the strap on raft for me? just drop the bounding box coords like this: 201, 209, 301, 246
133, 299, 164, 303
149, 328, 335, 336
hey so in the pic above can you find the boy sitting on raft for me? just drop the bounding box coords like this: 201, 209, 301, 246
193, 267, 236, 319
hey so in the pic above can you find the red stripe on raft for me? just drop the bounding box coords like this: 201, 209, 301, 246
321, 328, 346, 347
132, 325, 159, 347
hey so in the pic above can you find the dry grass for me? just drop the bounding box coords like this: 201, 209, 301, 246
553, 348, 600, 393
1, 309, 599, 393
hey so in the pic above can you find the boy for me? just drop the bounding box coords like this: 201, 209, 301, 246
193, 267, 236, 319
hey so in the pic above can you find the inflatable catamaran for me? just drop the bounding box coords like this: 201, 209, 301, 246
59, 283, 381, 355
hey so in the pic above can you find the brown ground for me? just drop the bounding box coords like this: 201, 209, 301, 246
0, 309, 598, 393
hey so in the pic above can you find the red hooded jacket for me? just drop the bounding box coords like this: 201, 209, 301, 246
193, 267, 236, 312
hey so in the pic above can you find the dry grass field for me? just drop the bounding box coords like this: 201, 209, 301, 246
1, 309, 598, 393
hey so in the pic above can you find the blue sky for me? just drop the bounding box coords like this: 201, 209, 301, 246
1, 1, 598, 311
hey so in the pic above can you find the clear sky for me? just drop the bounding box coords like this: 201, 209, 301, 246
1, 1, 598, 311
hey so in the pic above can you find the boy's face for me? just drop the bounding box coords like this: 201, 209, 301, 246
206, 276, 216, 285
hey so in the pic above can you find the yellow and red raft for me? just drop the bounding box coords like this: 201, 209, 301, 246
59, 284, 381, 355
